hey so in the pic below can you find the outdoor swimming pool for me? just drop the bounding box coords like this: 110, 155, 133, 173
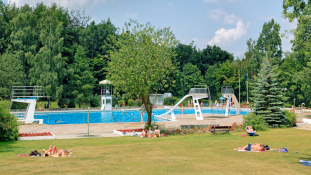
14, 108, 250, 125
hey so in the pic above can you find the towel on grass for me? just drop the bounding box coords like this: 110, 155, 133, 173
300, 160, 311, 167
237, 150, 267, 152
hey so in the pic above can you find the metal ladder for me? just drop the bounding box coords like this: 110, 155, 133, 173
193, 97, 203, 120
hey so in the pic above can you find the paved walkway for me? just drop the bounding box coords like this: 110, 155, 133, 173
19, 112, 311, 139
19, 114, 244, 139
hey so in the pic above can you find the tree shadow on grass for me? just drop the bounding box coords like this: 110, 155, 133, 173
0, 141, 23, 153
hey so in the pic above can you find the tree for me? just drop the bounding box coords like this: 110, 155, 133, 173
253, 57, 286, 126
106, 20, 178, 127
0, 53, 25, 99
0, 99, 19, 141
283, 0, 311, 65
70, 45, 95, 108
180, 63, 204, 96
255, 19, 282, 65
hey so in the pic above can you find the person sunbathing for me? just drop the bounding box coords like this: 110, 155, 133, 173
234, 143, 266, 151
154, 127, 161, 137
42, 145, 72, 157
54, 149, 73, 157
245, 126, 256, 135
148, 127, 153, 137
42, 145, 57, 156
142, 130, 146, 137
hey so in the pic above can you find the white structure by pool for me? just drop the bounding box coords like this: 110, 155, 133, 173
99, 80, 112, 110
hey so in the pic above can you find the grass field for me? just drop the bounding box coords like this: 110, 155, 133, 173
0, 128, 310, 174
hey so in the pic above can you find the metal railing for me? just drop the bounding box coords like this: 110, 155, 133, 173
11, 86, 45, 99
221, 86, 234, 95
189, 85, 208, 94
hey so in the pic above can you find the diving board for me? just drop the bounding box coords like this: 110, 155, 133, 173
10, 86, 45, 124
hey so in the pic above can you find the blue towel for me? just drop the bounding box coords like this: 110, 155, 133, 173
300, 160, 311, 167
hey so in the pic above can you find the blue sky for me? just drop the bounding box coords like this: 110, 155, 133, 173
6, 0, 296, 58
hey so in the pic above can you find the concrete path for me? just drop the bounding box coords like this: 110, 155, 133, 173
19, 114, 243, 139
19, 113, 311, 139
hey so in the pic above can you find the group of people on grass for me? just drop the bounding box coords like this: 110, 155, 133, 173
141, 127, 164, 138
24, 145, 72, 157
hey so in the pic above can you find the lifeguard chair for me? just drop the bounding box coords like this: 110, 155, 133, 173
99, 80, 112, 110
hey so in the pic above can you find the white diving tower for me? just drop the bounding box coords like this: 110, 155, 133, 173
10, 86, 44, 124
99, 80, 112, 110
155, 85, 212, 121
221, 86, 241, 116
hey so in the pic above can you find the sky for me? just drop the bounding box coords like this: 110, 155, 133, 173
5, 0, 297, 58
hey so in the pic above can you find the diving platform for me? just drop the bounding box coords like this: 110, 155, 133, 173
10, 86, 45, 124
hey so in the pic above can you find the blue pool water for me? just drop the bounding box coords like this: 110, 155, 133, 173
14, 108, 250, 125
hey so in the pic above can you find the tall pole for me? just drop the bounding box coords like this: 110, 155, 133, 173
247, 70, 248, 103
239, 70, 241, 104
87, 107, 90, 136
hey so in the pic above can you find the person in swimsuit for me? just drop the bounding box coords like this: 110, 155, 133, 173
140, 109, 143, 122
188, 100, 190, 107
290, 106, 295, 113
142, 130, 146, 137
42, 145, 72, 157
245, 126, 256, 135
154, 127, 161, 137
148, 127, 153, 137
234, 143, 266, 151
182, 105, 184, 114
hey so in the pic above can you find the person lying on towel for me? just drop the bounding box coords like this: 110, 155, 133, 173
42, 145, 72, 157
234, 143, 268, 151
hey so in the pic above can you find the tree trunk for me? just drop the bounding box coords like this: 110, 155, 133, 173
79, 102, 81, 108
142, 94, 152, 127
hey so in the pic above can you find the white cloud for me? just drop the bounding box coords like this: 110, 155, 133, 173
208, 9, 226, 21
10, 0, 109, 9
208, 20, 248, 47
125, 13, 138, 19
208, 9, 240, 24
223, 13, 239, 24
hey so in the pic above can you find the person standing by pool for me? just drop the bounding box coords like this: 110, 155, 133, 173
115, 104, 118, 109
140, 109, 143, 122
191, 100, 193, 107
188, 100, 190, 107
39, 102, 43, 111
182, 105, 184, 114
291, 106, 295, 113
122, 100, 125, 107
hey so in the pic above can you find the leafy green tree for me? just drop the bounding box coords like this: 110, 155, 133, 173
0, 53, 25, 99
0, 99, 19, 141
70, 45, 95, 108
28, 5, 65, 101
106, 20, 177, 127
283, 0, 311, 65
255, 19, 282, 65
180, 63, 204, 96
253, 57, 286, 126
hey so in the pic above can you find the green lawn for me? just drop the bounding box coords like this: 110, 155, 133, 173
0, 129, 310, 174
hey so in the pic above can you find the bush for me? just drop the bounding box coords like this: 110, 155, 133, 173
118, 100, 123, 107
128, 99, 134, 106
11, 102, 28, 109
90, 95, 100, 107
284, 110, 297, 127
58, 98, 70, 108
242, 112, 268, 131
136, 100, 142, 106
0, 100, 19, 141
174, 97, 188, 106
163, 97, 177, 105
